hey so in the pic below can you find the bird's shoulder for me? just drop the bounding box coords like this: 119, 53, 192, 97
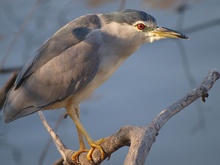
15, 14, 102, 89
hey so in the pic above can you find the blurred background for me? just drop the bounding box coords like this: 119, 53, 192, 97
0, 0, 220, 164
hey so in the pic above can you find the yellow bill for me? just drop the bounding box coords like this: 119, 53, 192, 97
151, 27, 188, 39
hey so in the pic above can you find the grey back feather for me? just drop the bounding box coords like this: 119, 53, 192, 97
15, 14, 101, 89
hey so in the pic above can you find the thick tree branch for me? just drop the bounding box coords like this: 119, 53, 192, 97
38, 69, 220, 165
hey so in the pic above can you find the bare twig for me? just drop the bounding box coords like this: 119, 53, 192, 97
38, 111, 72, 165
38, 111, 66, 165
40, 70, 220, 165
119, 0, 126, 10
184, 18, 220, 34
152, 69, 219, 130
0, 66, 21, 74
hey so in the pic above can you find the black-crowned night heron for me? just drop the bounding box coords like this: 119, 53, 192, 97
3, 9, 188, 162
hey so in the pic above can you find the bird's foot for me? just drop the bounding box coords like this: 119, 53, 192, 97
71, 148, 89, 162
71, 138, 105, 162
87, 138, 105, 161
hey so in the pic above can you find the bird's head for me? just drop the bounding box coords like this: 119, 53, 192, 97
102, 9, 188, 45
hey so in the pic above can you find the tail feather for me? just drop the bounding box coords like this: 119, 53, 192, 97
3, 87, 40, 123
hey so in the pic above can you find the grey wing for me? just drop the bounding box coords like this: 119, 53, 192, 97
4, 14, 102, 123
4, 39, 100, 123
15, 14, 101, 89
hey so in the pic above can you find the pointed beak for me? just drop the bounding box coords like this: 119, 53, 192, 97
151, 27, 188, 39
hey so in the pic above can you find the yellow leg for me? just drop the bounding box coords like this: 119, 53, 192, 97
75, 106, 87, 150
71, 106, 89, 161
66, 104, 105, 161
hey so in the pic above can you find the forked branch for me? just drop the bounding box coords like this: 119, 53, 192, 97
38, 69, 219, 165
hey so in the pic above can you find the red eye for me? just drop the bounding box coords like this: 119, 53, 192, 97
137, 23, 145, 30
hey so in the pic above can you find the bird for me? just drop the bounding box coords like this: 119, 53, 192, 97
3, 9, 188, 162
